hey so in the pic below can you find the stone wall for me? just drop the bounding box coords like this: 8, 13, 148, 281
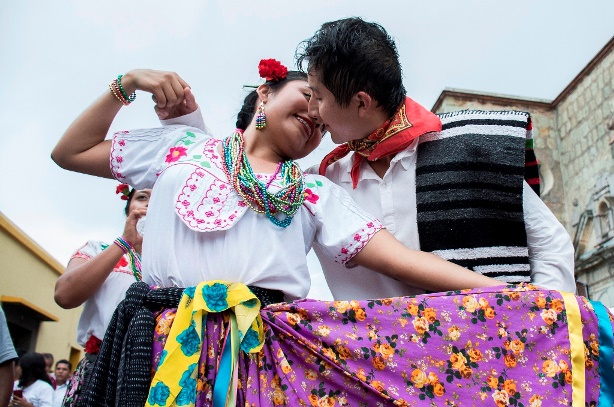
555, 49, 614, 232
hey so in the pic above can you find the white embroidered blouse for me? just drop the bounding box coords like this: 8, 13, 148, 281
71, 241, 138, 346
110, 126, 382, 300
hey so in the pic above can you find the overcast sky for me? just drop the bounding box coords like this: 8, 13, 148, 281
1, 0, 613, 300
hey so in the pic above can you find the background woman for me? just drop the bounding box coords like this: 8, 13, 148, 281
11, 353, 53, 407
53, 186, 150, 407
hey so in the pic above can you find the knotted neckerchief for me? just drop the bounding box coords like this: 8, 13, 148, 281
319, 96, 442, 189
146, 281, 264, 407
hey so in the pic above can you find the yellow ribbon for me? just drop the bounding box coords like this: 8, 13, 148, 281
145, 281, 264, 407
560, 291, 584, 407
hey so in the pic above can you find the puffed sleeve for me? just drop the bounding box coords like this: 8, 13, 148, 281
306, 175, 383, 265
70, 240, 104, 262
160, 107, 211, 135
110, 125, 203, 189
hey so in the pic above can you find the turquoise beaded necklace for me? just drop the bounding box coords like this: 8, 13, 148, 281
222, 130, 305, 228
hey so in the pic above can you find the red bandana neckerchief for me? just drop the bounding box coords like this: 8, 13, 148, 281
319, 97, 442, 188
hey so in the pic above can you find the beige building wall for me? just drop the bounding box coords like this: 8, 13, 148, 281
0, 212, 82, 366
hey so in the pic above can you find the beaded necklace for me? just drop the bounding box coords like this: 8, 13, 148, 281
222, 130, 305, 228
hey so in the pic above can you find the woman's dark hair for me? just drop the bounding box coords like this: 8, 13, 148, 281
18, 352, 52, 388
235, 71, 307, 130
296, 17, 405, 117
124, 188, 136, 216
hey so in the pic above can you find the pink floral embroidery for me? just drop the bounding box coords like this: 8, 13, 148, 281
336, 220, 383, 264
175, 169, 248, 232
110, 135, 126, 181
166, 146, 188, 163
304, 188, 319, 204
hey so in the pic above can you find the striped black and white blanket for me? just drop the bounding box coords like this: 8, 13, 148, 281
416, 110, 536, 283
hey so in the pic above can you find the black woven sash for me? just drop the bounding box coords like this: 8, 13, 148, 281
416, 110, 532, 284
78, 282, 283, 407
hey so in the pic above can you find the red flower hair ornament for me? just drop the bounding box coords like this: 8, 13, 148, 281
116, 183, 131, 200
258, 59, 288, 82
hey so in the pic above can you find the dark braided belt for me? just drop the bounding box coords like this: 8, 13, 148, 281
248, 285, 284, 306
79, 282, 283, 407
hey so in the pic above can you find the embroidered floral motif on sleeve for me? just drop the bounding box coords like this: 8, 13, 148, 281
336, 220, 383, 264
110, 131, 129, 181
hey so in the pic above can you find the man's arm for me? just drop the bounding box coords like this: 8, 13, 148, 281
0, 360, 14, 407
524, 182, 576, 292
0, 307, 16, 407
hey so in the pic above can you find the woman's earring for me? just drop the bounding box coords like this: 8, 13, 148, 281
255, 102, 266, 130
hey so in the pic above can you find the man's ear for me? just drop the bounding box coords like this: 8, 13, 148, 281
354, 91, 374, 118
256, 84, 271, 104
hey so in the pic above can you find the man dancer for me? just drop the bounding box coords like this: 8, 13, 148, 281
296, 17, 575, 300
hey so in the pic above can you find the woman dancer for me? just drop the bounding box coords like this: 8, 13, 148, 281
54, 186, 150, 407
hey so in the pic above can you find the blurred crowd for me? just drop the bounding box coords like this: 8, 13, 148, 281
1, 307, 72, 407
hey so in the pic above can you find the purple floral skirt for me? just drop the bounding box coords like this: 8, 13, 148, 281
151, 284, 613, 406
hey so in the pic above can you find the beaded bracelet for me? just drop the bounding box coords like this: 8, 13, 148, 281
116, 75, 136, 103
109, 80, 130, 105
108, 76, 136, 106
113, 237, 142, 281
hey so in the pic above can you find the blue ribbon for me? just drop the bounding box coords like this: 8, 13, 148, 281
589, 300, 614, 407
213, 330, 233, 407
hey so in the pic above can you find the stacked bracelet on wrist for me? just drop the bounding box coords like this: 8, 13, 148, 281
113, 237, 142, 281
109, 75, 136, 105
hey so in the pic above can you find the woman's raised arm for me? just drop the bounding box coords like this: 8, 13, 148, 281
51, 69, 191, 178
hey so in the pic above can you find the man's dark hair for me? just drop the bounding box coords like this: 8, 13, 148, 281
296, 17, 406, 117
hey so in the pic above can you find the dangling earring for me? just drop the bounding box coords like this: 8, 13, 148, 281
255, 102, 266, 130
